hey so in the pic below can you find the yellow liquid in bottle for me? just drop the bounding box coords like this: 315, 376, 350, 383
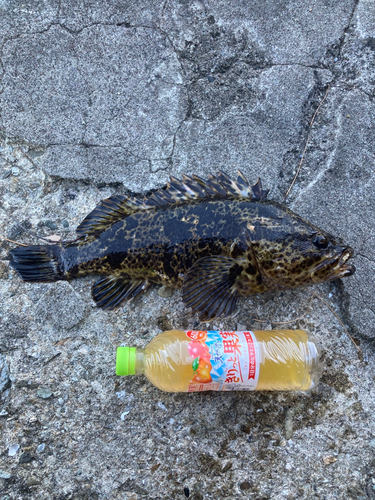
253, 330, 320, 391
141, 330, 195, 392
133, 329, 321, 392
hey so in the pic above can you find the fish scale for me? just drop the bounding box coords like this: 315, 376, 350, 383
9, 171, 355, 321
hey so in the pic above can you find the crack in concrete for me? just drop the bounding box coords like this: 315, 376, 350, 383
290, 108, 342, 206
160, 0, 169, 23
293, 84, 374, 209
155, 23, 188, 85
190, 62, 332, 87
287, 79, 374, 207
332, 279, 372, 351
337, 0, 361, 60
44, 142, 179, 165
0, 133, 161, 191
240, 60, 328, 72
0, 21, 165, 54
163, 92, 192, 168
357, 253, 375, 264
285, 78, 338, 207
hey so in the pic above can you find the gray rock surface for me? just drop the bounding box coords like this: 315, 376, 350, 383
35, 281, 88, 335
0, 1, 374, 499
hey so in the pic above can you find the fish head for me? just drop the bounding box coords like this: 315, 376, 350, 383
252, 217, 355, 289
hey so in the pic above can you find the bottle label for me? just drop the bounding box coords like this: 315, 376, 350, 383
186, 331, 259, 392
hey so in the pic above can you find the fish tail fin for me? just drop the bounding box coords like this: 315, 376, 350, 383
9, 245, 64, 282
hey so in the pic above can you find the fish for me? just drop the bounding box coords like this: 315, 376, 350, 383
8, 171, 355, 321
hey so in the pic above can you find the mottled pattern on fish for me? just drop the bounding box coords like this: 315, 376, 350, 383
9, 171, 355, 321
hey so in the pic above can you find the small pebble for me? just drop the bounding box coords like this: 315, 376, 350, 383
121, 411, 130, 420
19, 452, 34, 464
36, 388, 53, 399
11, 166, 20, 176
0, 353, 10, 393
116, 391, 127, 401
239, 482, 251, 491
61, 220, 69, 228
369, 438, 375, 448
322, 455, 337, 465
157, 402, 167, 411
26, 477, 41, 486
8, 444, 19, 457
44, 220, 58, 231
45, 234, 61, 243
36, 443, 45, 453
0, 470, 11, 479
2, 170, 11, 179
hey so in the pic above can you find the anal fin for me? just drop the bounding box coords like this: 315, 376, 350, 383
92, 276, 148, 310
182, 256, 243, 321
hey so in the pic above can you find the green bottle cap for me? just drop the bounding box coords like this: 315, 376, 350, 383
116, 347, 137, 376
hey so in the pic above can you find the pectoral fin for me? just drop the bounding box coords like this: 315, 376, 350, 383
182, 256, 244, 321
92, 276, 148, 309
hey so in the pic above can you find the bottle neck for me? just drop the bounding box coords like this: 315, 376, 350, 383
135, 348, 145, 375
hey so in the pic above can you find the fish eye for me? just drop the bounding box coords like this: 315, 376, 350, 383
313, 234, 328, 249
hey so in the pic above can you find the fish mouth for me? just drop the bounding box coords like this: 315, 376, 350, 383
332, 251, 356, 279
311, 247, 355, 282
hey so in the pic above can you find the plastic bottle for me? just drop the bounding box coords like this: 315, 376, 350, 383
116, 329, 321, 392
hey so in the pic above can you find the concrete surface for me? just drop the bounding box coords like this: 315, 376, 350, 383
0, 1, 375, 499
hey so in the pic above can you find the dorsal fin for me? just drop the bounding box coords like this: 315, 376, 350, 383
76, 171, 269, 237
251, 178, 269, 201
76, 194, 157, 237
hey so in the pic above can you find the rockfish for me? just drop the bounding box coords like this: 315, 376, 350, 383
9, 171, 355, 321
